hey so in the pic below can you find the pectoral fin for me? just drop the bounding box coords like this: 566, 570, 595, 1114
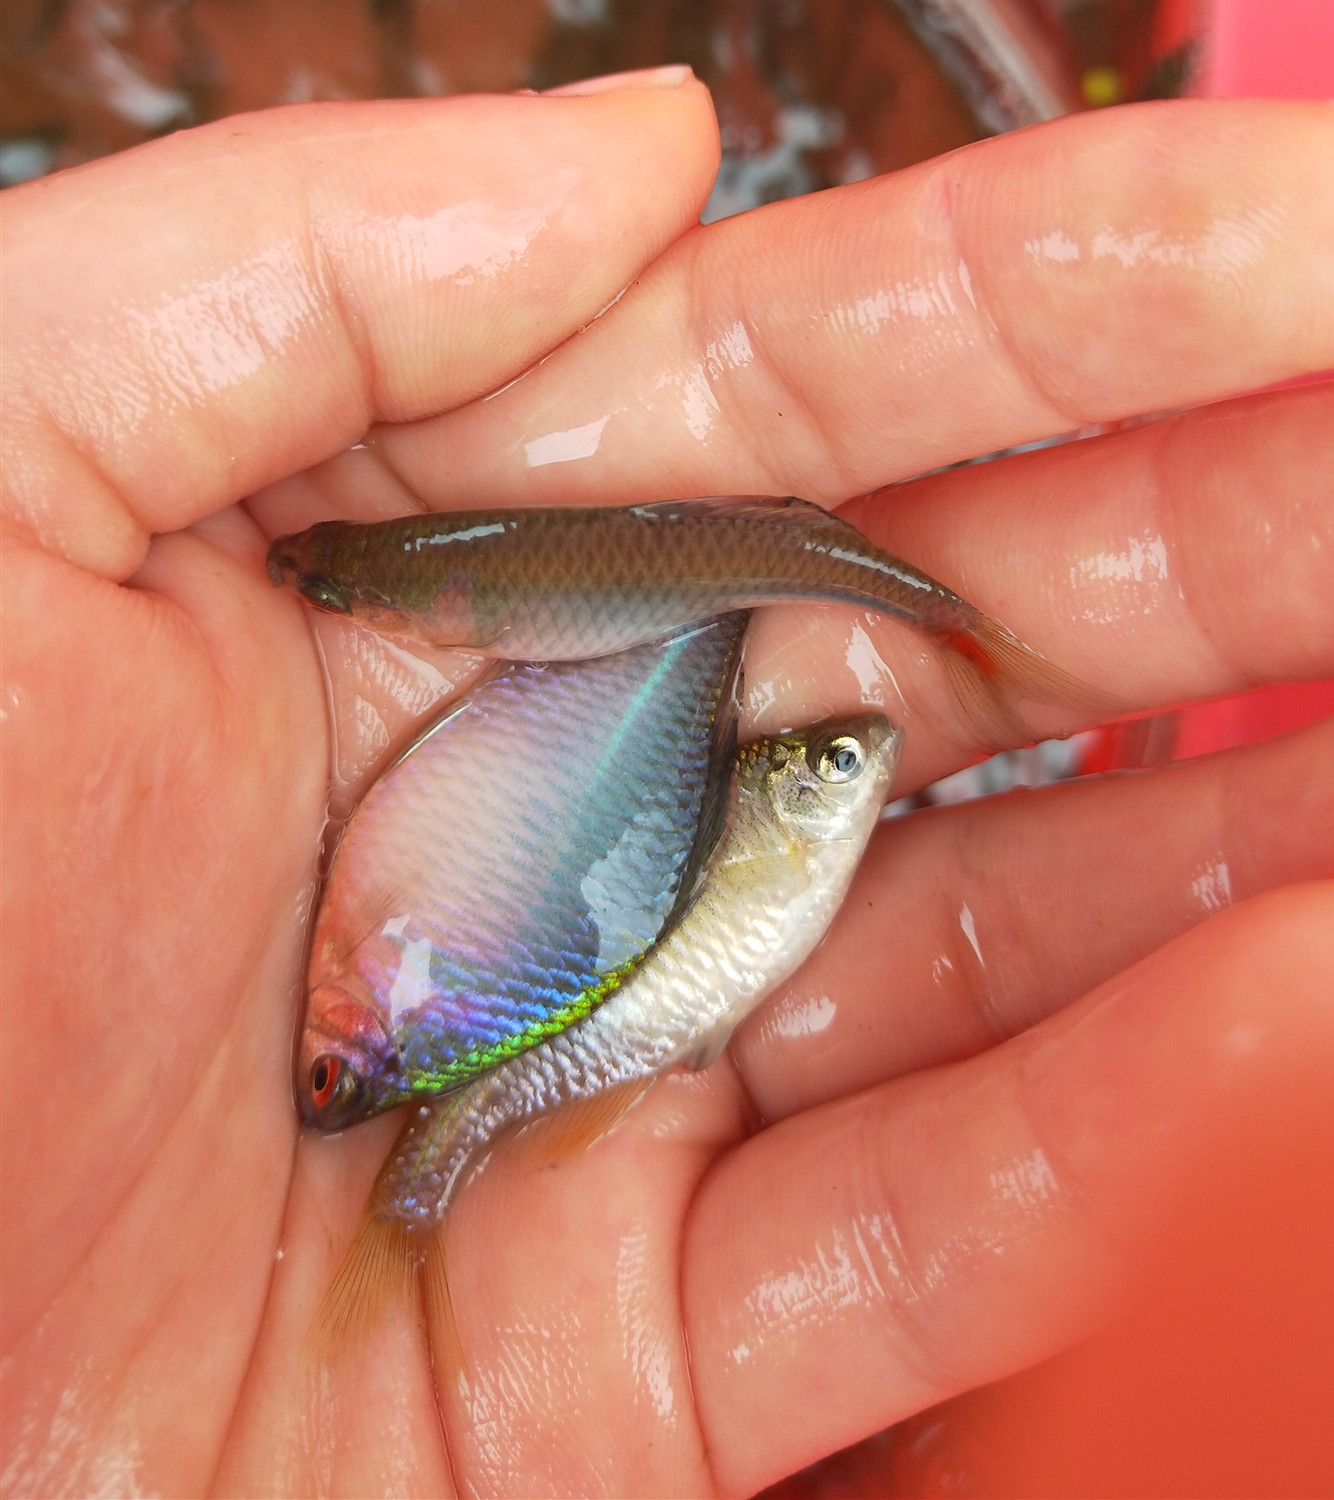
717, 848, 809, 899
681, 1024, 736, 1072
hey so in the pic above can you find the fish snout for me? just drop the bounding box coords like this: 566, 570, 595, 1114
265, 536, 300, 588
265, 534, 355, 616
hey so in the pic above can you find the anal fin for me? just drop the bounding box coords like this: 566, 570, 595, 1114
512, 1076, 658, 1167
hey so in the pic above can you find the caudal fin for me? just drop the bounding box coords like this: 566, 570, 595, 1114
937, 614, 1117, 749
309, 1212, 420, 1363
420, 1228, 471, 1403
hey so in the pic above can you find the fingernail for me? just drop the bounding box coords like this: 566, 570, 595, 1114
544, 65, 694, 97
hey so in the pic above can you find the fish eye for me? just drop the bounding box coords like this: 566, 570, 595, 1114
816, 735, 865, 783
310, 1054, 359, 1113
300, 577, 352, 615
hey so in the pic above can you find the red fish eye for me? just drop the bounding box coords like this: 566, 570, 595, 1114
311, 1055, 342, 1109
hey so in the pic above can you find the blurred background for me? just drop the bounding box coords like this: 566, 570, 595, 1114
0, 0, 1173, 192
5, 0, 1332, 1494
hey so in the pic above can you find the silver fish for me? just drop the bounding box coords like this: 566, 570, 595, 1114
316, 712, 901, 1349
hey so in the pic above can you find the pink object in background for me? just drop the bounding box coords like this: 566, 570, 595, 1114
1171, 679, 1334, 758
1193, 0, 1334, 98
1183, 0, 1334, 755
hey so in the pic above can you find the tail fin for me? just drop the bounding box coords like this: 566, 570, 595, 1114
309, 1212, 420, 1364
308, 1210, 474, 1406
937, 615, 1117, 749
420, 1227, 471, 1403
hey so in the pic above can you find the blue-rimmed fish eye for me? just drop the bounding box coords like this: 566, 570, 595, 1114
815, 734, 865, 783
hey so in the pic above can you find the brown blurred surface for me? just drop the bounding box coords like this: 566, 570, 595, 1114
8, 1, 1185, 201
1, 0, 991, 193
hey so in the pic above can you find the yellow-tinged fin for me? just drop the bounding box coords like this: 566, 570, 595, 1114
309, 1212, 420, 1364
509, 1076, 658, 1168
418, 1082, 656, 1398
420, 1227, 471, 1402
716, 847, 810, 900
936, 614, 1119, 749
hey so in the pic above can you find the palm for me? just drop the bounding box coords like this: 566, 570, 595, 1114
3, 498, 318, 1475
5, 88, 1334, 1499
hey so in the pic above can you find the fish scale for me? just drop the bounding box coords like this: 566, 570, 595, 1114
298, 615, 747, 1129
374, 712, 901, 1228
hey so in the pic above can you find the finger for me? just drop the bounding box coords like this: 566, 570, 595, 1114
258, 272, 1334, 794
844, 381, 1334, 732
0, 927, 302, 1499
211, 1113, 454, 1499
215, 1070, 742, 1498
733, 713, 1334, 1124
0, 527, 322, 1349
431, 1073, 736, 1497
371, 99, 1334, 510
1, 78, 719, 580
684, 882, 1334, 1496
885, 1101, 1334, 1496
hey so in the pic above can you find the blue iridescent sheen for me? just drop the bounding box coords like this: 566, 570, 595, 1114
303, 614, 746, 1121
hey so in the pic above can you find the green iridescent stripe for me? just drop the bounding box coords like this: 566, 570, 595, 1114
405, 956, 639, 1094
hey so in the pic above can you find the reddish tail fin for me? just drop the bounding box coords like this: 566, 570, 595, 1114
938, 615, 1117, 748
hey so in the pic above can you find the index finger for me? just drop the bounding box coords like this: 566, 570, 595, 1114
378, 99, 1334, 507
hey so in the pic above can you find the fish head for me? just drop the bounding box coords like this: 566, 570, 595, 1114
297, 980, 408, 1131
265, 522, 418, 638
266, 521, 482, 645
266, 523, 366, 614
749, 713, 901, 844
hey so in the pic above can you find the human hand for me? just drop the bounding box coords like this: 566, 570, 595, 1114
4, 80, 1333, 1498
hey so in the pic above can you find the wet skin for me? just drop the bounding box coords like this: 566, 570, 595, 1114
4, 80, 1334, 1498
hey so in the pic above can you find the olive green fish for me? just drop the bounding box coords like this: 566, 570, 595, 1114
267, 496, 1104, 745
